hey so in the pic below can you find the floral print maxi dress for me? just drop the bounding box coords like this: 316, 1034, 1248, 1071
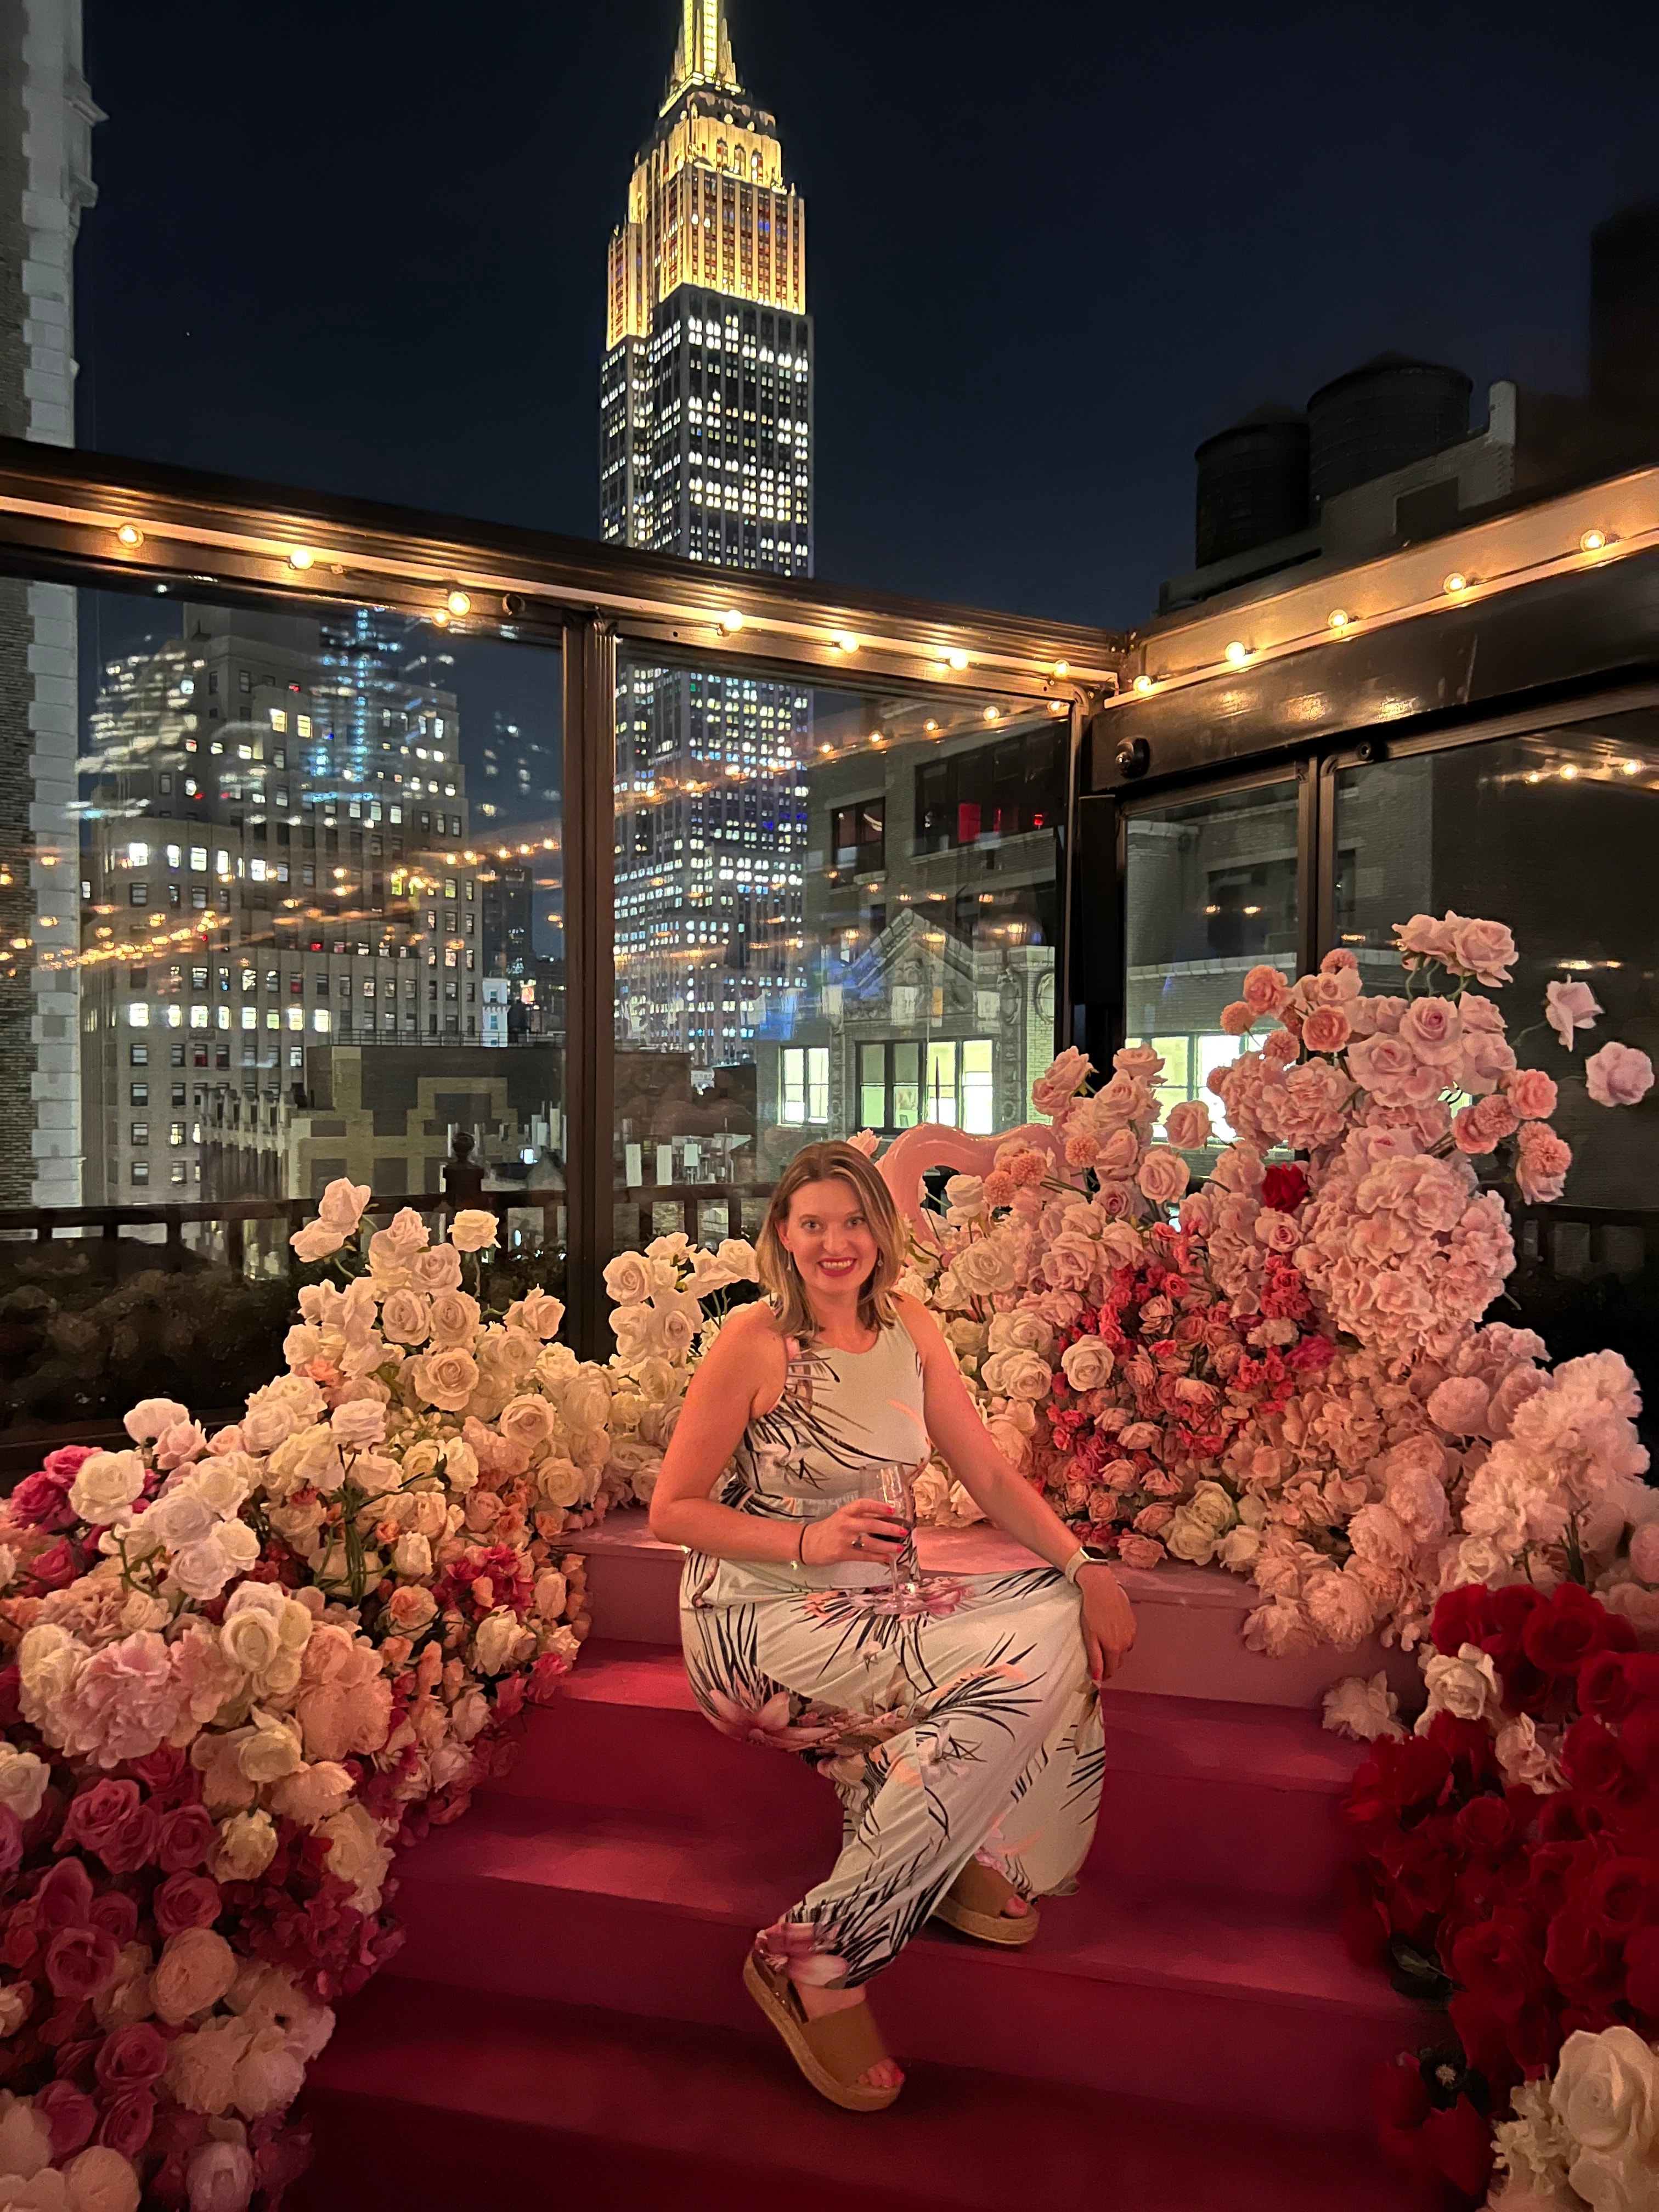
680, 1321, 1105, 1989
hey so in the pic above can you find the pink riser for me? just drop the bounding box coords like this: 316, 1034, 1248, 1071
566, 1511, 1423, 1710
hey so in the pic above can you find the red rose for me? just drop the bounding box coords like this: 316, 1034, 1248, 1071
152, 1874, 222, 1939
32, 2078, 95, 2158
1512, 1840, 1583, 1918
1431, 1584, 1492, 1657
1626, 1926, 1659, 2023
154, 1803, 215, 1874
0, 1806, 21, 1881
7, 1472, 75, 1528
1620, 1705, 1659, 1789
1383, 1826, 1458, 1933
32, 1858, 94, 1930
1373, 2053, 1430, 2168
1425, 1711, 1499, 1797
1562, 1717, 1638, 1806
42, 1924, 119, 2001
1523, 1584, 1612, 1675
1581, 1652, 1639, 1722
126, 1745, 195, 1799
1451, 1909, 1548, 2019
1341, 1872, 1393, 1971
1261, 1164, 1308, 1212
42, 1444, 95, 1485
1585, 1857, 1659, 1939
1547, 1906, 1627, 2004
1421, 2097, 1496, 2200
96, 2091, 156, 2162
60, 1781, 159, 1876
94, 2022, 168, 2095
29, 1539, 80, 1591
88, 1893, 138, 1948
1539, 1793, 1612, 1844
1453, 1794, 1519, 1858
1447, 1995, 1522, 2098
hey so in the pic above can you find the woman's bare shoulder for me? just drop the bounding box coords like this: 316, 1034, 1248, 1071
705, 1298, 788, 1363
893, 1293, 946, 1354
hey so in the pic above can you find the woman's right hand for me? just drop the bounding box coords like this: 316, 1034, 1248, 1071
799, 1499, 907, 1567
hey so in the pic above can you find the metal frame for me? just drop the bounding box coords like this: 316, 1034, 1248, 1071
0, 437, 1124, 1357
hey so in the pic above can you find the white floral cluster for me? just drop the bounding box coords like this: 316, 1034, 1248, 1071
600, 1233, 760, 1506
1489, 2027, 1659, 2212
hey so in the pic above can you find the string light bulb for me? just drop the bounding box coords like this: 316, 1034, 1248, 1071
287, 548, 314, 571
1328, 609, 1351, 632
1052, 660, 1070, 678
719, 609, 745, 634
1133, 675, 1154, 695
1224, 641, 1251, 667
445, 590, 471, 617
983, 706, 1001, 723
1580, 528, 1611, 554
832, 633, 858, 653
115, 523, 144, 549
945, 649, 969, 670
1443, 571, 1469, 595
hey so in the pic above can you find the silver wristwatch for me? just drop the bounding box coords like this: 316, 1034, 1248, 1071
1063, 1544, 1116, 1584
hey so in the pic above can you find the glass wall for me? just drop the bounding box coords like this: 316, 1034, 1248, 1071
0, 575, 566, 1430
1122, 777, 1300, 1139
612, 653, 1066, 1249
1333, 714, 1659, 1207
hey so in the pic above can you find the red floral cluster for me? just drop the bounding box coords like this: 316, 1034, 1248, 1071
1344, 1582, 1659, 2203
1043, 1231, 1333, 1558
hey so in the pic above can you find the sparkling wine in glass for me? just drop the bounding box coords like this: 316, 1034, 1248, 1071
877, 1463, 922, 1598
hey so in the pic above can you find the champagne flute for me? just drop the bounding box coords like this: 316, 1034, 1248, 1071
876, 1462, 922, 1599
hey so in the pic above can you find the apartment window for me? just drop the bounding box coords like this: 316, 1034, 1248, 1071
129, 1043, 148, 1067
170, 1163, 188, 1186
128, 881, 149, 906
131, 1161, 149, 1185
130, 1123, 149, 1147
831, 799, 885, 874
191, 887, 208, 910
856, 1040, 923, 1132
171, 1083, 186, 1107
169, 1122, 185, 1146
780, 1045, 830, 1126
129, 1082, 149, 1107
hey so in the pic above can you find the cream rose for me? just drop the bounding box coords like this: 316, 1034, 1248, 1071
69, 1449, 148, 1526
1060, 1338, 1115, 1392
411, 1347, 480, 1413
378, 1290, 433, 1346
428, 1291, 481, 1346
409, 1243, 463, 1293
213, 1809, 279, 1882
449, 1209, 499, 1254
0, 1746, 49, 1824
152, 1927, 239, 2025
1552, 2027, 1659, 2212
392, 1531, 433, 1579
386, 1584, 438, 1635
505, 1290, 566, 1340
472, 1611, 520, 1677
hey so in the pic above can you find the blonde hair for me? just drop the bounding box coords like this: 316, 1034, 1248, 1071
756, 1141, 905, 1341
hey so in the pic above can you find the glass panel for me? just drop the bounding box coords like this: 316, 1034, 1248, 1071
612, 656, 1063, 1250
1124, 778, 1299, 1142
0, 579, 565, 1431
1334, 716, 1659, 1209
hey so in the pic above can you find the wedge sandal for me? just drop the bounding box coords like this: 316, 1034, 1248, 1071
742, 1950, 901, 2113
932, 1859, 1040, 1947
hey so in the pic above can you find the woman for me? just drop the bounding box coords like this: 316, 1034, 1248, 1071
650, 1139, 1137, 2112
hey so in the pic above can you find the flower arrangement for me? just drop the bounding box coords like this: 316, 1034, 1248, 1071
1335, 1581, 1659, 2208
0, 1183, 605, 2210
598, 1232, 760, 1509
899, 913, 1655, 1658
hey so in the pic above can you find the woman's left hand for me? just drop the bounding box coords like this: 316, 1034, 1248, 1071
1077, 1564, 1136, 1686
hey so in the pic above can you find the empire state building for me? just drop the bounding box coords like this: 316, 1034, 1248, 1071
604, 1, 814, 1076
600, 0, 813, 572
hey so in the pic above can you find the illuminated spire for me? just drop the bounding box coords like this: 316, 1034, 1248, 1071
663, 0, 741, 109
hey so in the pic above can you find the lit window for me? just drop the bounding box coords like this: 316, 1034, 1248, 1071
240, 1006, 256, 1031
962, 1040, 995, 1135
269, 709, 287, 733
313, 1009, 331, 1033
127, 1003, 149, 1029
216, 1006, 229, 1030
297, 715, 313, 739
127, 842, 149, 867
249, 858, 267, 882
286, 1007, 304, 1031
214, 850, 230, 877
189, 1005, 208, 1029
189, 846, 207, 872
926, 1042, 958, 1127
165, 844, 181, 870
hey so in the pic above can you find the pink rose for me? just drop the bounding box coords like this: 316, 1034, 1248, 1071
155, 1804, 215, 1874
1629, 1522, 1659, 1585
1545, 977, 1602, 1050
1137, 1148, 1190, 1206
295, 1626, 393, 1763
95, 2022, 170, 2095
1254, 1209, 1301, 1253
151, 1927, 238, 2025
1300, 1005, 1351, 1055
1397, 996, 1462, 1066
53, 1632, 185, 1771
1503, 1067, 1558, 1120
1448, 918, 1516, 986
1163, 1100, 1212, 1150
153, 1874, 222, 1939
1395, 913, 1458, 964
60, 1780, 159, 1874
1586, 1041, 1654, 1108
1242, 966, 1290, 1014
33, 2079, 97, 2159
96, 2092, 156, 2162
1116, 1534, 1165, 1569
1427, 1377, 1491, 1435
187, 2138, 255, 2212
45, 1922, 121, 2000
1319, 947, 1359, 977
1220, 1001, 1256, 1036
1093, 1126, 1139, 1178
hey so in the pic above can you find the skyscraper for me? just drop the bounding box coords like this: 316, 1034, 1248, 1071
604, 2, 814, 1078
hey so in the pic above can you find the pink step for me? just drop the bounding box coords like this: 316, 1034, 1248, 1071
378, 1786, 1423, 2129
295, 1975, 1437, 2212
501, 1641, 1365, 1901
568, 1510, 1423, 1710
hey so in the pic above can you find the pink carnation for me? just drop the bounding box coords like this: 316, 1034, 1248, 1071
1503, 1067, 1558, 1120
1301, 1005, 1351, 1054
1219, 1001, 1256, 1037
1515, 1120, 1572, 1204
1453, 1094, 1520, 1155
1242, 966, 1290, 1014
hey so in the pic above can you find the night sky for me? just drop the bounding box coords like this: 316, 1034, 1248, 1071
77, 0, 1659, 634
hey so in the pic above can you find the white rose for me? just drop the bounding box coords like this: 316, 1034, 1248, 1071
169, 1520, 259, 1602
1417, 1642, 1503, 1730
236, 1711, 304, 1785
18, 1623, 83, 1718
0, 1746, 48, 1823
0, 2091, 54, 2182
980, 1349, 1051, 1401
392, 1532, 433, 1579
472, 1611, 520, 1677
613, 1305, 670, 1363
290, 1220, 346, 1263
1165, 1509, 1219, 1566
945, 1174, 986, 1217
443, 1437, 479, 1493
317, 1804, 393, 1914
316, 1178, 371, 1231
1217, 1526, 1262, 1572
533, 1572, 568, 1621
214, 1809, 279, 1882
0, 1983, 32, 2039
1553, 2027, 1659, 2212
330, 1401, 386, 1452
1322, 1672, 1404, 1742
69, 1449, 148, 1527
1188, 1481, 1237, 1534
449, 1209, 499, 1254
603, 1251, 656, 1307
952, 1239, 1017, 1296
1060, 1339, 1116, 1393
537, 1458, 585, 1509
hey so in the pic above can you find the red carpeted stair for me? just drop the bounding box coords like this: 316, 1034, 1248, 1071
292, 1521, 1438, 2210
